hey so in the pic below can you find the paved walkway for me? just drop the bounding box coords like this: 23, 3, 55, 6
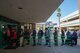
0, 45, 80, 53
2, 45, 55, 53
53, 45, 80, 53
0, 39, 80, 53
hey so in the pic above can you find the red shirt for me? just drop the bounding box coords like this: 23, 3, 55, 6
7, 29, 10, 37
13, 32, 17, 39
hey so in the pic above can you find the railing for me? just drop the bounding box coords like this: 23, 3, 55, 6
60, 19, 80, 27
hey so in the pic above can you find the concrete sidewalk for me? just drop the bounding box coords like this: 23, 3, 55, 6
1, 44, 80, 53
53, 45, 80, 53
52, 39, 80, 53
3, 45, 55, 53
0, 39, 80, 53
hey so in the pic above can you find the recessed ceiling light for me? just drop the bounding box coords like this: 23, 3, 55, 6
18, 7, 23, 9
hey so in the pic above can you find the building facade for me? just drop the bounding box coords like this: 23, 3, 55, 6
60, 10, 80, 31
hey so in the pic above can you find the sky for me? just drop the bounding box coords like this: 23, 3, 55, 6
47, 0, 78, 25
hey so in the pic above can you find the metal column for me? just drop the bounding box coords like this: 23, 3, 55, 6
0, 16, 3, 48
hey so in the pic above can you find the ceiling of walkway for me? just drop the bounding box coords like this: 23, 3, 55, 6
0, 0, 63, 23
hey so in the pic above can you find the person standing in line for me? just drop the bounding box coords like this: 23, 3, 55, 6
45, 28, 51, 47
72, 30, 78, 46
24, 29, 30, 45
61, 29, 65, 46
66, 30, 72, 45
19, 29, 24, 47
53, 27, 58, 46
3, 28, 8, 45
7, 27, 12, 46
11, 29, 17, 47
32, 29, 36, 46
37, 28, 43, 45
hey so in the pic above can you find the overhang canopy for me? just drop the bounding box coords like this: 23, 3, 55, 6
0, 0, 63, 23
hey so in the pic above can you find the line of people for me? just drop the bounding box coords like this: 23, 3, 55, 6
53, 27, 78, 46
3, 27, 17, 48
20, 28, 51, 47
20, 27, 79, 47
